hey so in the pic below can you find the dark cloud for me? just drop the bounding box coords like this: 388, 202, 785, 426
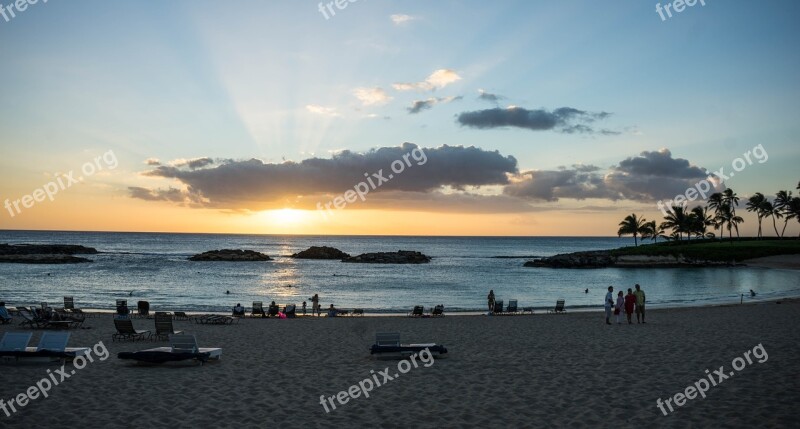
477, 90, 504, 104
170, 157, 215, 170
130, 143, 518, 210
407, 96, 462, 114
503, 149, 715, 202
457, 106, 614, 134
128, 187, 192, 203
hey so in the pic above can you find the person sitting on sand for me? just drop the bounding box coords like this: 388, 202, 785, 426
750, 289, 757, 297
487, 289, 495, 313
605, 286, 614, 325
634, 284, 646, 324
0, 302, 11, 323
233, 303, 245, 316
327, 304, 338, 318
615, 291, 625, 324
624, 289, 636, 324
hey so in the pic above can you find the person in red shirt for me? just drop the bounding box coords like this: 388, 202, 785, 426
624, 288, 636, 324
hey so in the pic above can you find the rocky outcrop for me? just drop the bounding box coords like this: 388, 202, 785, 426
292, 246, 350, 259
189, 249, 272, 261
0, 243, 96, 264
525, 251, 739, 268
342, 250, 431, 264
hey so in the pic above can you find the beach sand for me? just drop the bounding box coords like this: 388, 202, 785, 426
745, 254, 800, 270
1, 301, 799, 428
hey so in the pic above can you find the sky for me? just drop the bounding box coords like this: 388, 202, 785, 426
0, 0, 798, 236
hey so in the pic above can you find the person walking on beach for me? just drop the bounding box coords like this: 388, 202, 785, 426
604, 286, 614, 325
624, 289, 636, 324
310, 294, 320, 316
615, 291, 624, 324
634, 284, 646, 323
487, 290, 496, 313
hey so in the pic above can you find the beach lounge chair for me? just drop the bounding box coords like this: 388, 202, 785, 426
173, 311, 191, 321
493, 300, 504, 314
194, 315, 235, 325
251, 301, 264, 318
352, 309, 364, 316
55, 308, 85, 328
113, 318, 151, 341
408, 305, 424, 317
137, 301, 150, 318
117, 334, 222, 365
0, 332, 33, 356
64, 296, 76, 311
431, 304, 445, 317
17, 307, 50, 329
284, 304, 297, 318
152, 313, 183, 341
522, 306, 535, 314
548, 299, 567, 314
370, 332, 448, 359
116, 299, 130, 317
507, 300, 519, 315
267, 304, 279, 317
1, 332, 90, 361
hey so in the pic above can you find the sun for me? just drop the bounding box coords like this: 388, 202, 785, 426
266, 208, 308, 225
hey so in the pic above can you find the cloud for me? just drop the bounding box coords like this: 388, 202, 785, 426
390, 14, 415, 25
144, 158, 161, 166
407, 96, 462, 114
477, 89, 504, 104
392, 69, 462, 92
130, 143, 518, 211
305, 105, 340, 117
168, 157, 215, 170
353, 87, 393, 106
457, 106, 614, 134
504, 149, 715, 202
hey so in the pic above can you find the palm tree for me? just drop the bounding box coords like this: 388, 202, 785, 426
722, 189, 741, 238
774, 190, 793, 238
715, 204, 744, 242
618, 213, 647, 246
662, 205, 692, 241
760, 201, 782, 238
707, 193, 725, 240
690, 206, 714, 239
640, 220, 668, 243
745, 193, 767, 238
787, 197, 800, 237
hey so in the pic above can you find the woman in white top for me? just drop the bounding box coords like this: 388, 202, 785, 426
615, 291, 625, 324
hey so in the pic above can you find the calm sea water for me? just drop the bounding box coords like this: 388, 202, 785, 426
1, 231, 799, 313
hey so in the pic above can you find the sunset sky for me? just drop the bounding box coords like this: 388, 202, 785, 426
1, 0, 799, 236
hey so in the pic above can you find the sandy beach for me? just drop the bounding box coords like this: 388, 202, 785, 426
0, 300, 798, 428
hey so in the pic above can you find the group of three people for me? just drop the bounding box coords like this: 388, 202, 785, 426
605, 284, 646, 325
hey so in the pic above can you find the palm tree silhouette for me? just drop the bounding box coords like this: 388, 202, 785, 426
745, 193, 767, 239
722, 189, 741, 238
774, 190, 793, 238
618, 213, 647, 246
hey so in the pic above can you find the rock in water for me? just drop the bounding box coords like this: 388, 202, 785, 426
292, 246, 350, 259
189, 249, 272, 261
341, 250, 431, 264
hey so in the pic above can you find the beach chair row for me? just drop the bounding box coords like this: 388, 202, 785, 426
407, 304, 445, 317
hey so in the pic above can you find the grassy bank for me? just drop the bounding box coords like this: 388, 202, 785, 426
610, 238, 800, 262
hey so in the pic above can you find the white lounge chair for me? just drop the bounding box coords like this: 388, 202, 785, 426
370, 332, 447, 359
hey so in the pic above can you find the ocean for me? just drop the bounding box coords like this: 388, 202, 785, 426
1, 230, 799, 314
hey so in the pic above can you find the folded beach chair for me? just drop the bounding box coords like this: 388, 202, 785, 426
113, 318, 151, 341
251, 301, 264, 318
548, 299, 567, 314
1, 332, 90, 361
152, 313, 183, 341
431, 304, 445, 317
116, 299, 130, 317
117, 334, 222, 365
194, 315, 235, 325
507, 300, 519, 315
370, 332, 448, 359
493, 300, 504, 314
137, 301, 150, 318
173, 311, 191, 321
407, 305, 424, 317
